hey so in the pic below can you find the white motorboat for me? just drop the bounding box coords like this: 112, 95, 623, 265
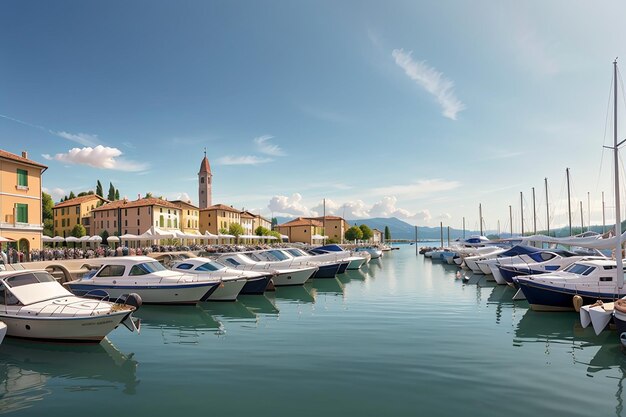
215, 253, 317, 286
0, 321, 6, 345
65, 256, 222, 304
170, 258, 250, 301
286, 247, 367, 270
354, 246, 383, 259
0, 269, 140, 342
244, 249, 344, 278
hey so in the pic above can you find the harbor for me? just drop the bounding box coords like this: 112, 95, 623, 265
2, 245, 626, 416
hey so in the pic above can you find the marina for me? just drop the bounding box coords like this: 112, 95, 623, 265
2, 245, 626, 416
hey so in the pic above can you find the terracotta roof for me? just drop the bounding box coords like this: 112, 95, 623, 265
240, 211, 255, 219
54, 194, 108, 209
0, 149, 47, 169
171, 200, 199, 210
307, 216, 345, 221
278, 217, 323, 227
200, 204, 241, 213
199, 156, 211, 173
92, 197, 181, 212
254, 214, 271, 223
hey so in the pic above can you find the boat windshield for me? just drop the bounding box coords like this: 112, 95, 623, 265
4, 272, 56, 288
564, 263, 593, 275
286, 249, 304, 257
129, 261, 167, 276
266, 250, 289, 261
245, 253, 262, 262
195, 262, 225, 272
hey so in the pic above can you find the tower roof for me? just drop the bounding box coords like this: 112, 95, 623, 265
199, 150, 211, 174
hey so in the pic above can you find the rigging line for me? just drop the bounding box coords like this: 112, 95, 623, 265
596, 74, 614, 192
551, 173, 567, 228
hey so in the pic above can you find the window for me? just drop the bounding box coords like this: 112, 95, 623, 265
125, 209, 128, 216
159, 215, 164, 227
96, 265, 126, 277
196, 262, 223, 271
137, 208, 140, 215
15, 203, 28, 223
55, 220, 58, 227
125, 220, 128, 226
5, 272, 55, 287
148, 207, 151, 215
174, 219, 178, 228
187, 220, 191, 228
176, 263, 194, 270
137, 219, 140, 226
201, 177, 205, 183
113, 220, 117, 227
16, 169, 28, 188
167, 219, 172, 228
129, 262, 165, 276
76, 207, 80, 214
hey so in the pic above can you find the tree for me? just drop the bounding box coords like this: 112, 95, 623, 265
384, 225, 391, 241
71, 224, 87, 238
345, 226, 363, 241
69, 191, 76, 200
42, 192, 53, 222
255, 226, 270, 236
43, 219, 54, 237
271, 217, 278, 228
96, 180, 103, 197
107, 182, 116, 201
268, 230, 282, 240
115, 189, 120, 200
145, 192, 154, 198
77, 191, 89, 197
359, 224, 373, 241
100, 230, 109, 245
219, 227, 228, 234
228, 223, 245, 243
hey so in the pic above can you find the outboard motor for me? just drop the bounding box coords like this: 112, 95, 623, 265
118, 293, 143, 310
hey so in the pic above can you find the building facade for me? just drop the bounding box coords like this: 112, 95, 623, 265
199, 204, 241, 235
275, 217, 323, 244
198, 152, 212, 209
240, 211, 255, 235
53, 194, 107, 237
171, 200, 200, 234
307, 216, 350, 243
0, 149, 47, 255
372, 228, 384, 243
91, 198, 182, 240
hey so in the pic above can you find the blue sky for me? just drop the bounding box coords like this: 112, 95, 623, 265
2, 1, 626, 231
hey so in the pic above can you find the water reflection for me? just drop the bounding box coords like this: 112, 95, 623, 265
136, 305, 222, 344
0, 338, 138, 413
239, 295, 279, 316
202, 300, 256, 322
270, 286, 315, 304
578, 344, 626, 417
309, 277, 344, 296
341, 269, 366, 282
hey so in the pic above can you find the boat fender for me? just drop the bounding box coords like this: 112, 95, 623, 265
621, 332, 626, 349
122, 293, 143, 310
615, 299, 626, 313
572, 295, 583, 312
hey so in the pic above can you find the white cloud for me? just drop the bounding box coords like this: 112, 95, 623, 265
175, 192, 192, 203
42, 145, 148, 172
371, 179, 461, 198
254, 135, 285, 156
268, 193, 316, 217
42, 187, 67, 202
369, 196, 432, 225
51, 131, 100, 147
438, 212, 452, 220
392, 49, 465, 120
216, 155, 273, 165
311, 199, 370, 219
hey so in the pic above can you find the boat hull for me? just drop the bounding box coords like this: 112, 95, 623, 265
66, 282, 219, 304
0, 311, 130, 342
347, 258, 366, 270
273, 268, 316, 286
614, 310, 626, 339
240, 275, 271, 295
313, 264, 340, 278
517, 280, 625, 312
337, 262, 349, 274
0, 321, 6, 345
207, 279, 247, 301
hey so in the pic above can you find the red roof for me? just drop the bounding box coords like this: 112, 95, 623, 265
200, 203, 241, 213
279, 217, 323, 227
0, 149, 47, 169
199, 156, 211, 173
54, 194, 108, 209
92, 197, 181, 212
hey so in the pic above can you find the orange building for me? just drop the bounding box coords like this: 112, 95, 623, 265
0, 149, 47, 255
199, 204, 241, 235
53, 194, 108, 237
275, 217, 323, 244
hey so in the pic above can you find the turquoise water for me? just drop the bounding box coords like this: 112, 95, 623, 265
2, 245, 626, 416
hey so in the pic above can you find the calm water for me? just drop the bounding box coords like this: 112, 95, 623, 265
3, 245, 626, 416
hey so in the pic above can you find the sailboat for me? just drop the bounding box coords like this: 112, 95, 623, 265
515, 60, 626, 316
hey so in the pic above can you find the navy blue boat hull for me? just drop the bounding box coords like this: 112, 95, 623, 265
517, 279, 626, 311
337, 262, 349, 274
240, 275, 271, 295
313, 264, 340, 278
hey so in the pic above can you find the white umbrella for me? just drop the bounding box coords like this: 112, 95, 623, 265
42, 236, 54, 243
120, 234, 141, 240
218, 233, 235, 238
52, 236, 65, 243
312, 234, 328, 240
79, 235, 91, 242
204, 231, 219, 240
265, 236, 278, 240
88, 235, 103, 242
240, 234, 260, 239
65, 236, 80, 243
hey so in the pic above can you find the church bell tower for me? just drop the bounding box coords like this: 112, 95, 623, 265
198, 149, 212, 209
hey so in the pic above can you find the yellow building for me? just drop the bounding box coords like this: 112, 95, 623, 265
307, 216, 350, 243
275, 217, 323, 244
372, 228, 384, 243
53, 194, 107, 237
254, 214, 272, 231
240, 211, 255, 235
0, 149, 47, 256
171, 200, 200, 234
199, 204, 241, 235
92, 197, 182, 239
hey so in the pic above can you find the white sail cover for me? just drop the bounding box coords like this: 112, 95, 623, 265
521, 231, 625, 250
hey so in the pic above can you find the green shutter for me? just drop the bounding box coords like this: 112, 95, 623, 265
17, 169, 28, 187
16, 204, 28, 223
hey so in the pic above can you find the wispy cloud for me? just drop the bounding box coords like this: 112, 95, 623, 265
216, 155, 273, 165
42, 145, 149, 172
51, 131, 99, 147
254, 135, 285, 156
370, 179, 461, 198
392, 49, 465, 120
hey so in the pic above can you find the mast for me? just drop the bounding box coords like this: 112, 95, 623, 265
566, 168, 572, 236
613, 59, 623, 288
580, 200, 584, 232
440, 221, 444, 248
323, 198, 326, 244
479, 204, 483, 236
587, 191, 591, 232
532, 187, 537, 235
509, 205, 513, 237
519, 191, 524, 237
603, 191, 606, 233
447, 226, 450, 247
545, 178, 550, 236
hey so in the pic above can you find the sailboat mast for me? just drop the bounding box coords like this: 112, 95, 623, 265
545, 177, 550, 236
519, 191, 524, 236
587, 192, 590, 232
580, 201, 584, 232
603, 191, 606, 233
532, 187, 537, 235
613, 59, 623, 288
479, 204, 483, 236
566, 167, 572, 236
509, 205, 513, 237
440, 221, 444, 248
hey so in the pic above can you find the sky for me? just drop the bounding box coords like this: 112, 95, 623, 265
2, 1, 626, 232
